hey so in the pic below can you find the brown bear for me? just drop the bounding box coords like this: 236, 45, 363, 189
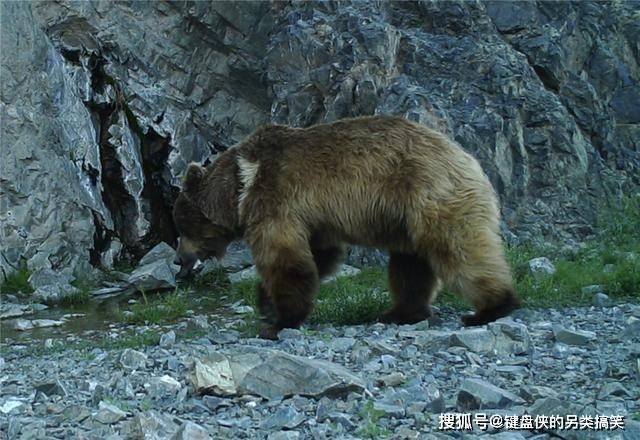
172, 116, 520, 339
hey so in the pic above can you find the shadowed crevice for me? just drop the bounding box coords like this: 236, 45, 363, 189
123, 109, 180, 250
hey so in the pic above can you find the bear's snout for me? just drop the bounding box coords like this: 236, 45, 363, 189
175, 262, 194, 279
174, 252, 196, 279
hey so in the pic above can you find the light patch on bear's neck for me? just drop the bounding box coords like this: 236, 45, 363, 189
237, 156, 259, 217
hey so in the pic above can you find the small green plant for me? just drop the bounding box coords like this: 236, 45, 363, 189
102, 397, 134, 413
123, 290, 188, 325
179, 327, 208, 340
60, 276, 96, 306
58, 289, 91, 307
139, 398, 154, 412
79, 350, 97, 362
1, 268, 33, 296
356, 400, 391, 438
188, 265, 230, 291
97, 330, 161, 351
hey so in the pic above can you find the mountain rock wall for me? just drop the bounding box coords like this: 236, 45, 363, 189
1, 1, 638, 279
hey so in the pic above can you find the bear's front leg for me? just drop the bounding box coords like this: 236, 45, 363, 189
257, 257, 319, 340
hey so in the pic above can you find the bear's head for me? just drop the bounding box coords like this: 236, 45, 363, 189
172, 158, 239, 278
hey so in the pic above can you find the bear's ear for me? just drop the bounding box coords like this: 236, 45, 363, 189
182, 162, 205, 193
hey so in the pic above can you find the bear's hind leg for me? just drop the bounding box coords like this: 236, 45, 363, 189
257, 254, 319, 339
311, 245, 346, 279
442, 241, 521, 326
380, 252, 438, 325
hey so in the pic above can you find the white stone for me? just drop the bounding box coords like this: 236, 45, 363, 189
120, 348, 148, 370
190, 357, 237, 395
528, 257, 556, 280
323, 264, 361, 283
95, 401, 127, 424
0, 400, 24, 414
228, 266, 258, 284
148, 375, 182, 399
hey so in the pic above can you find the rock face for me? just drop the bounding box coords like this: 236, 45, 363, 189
1, 1, 638, 279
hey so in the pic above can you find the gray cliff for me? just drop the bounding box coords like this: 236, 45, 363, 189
1, 1, 638, 280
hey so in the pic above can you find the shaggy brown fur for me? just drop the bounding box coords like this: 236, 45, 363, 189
172, 116, 520, 338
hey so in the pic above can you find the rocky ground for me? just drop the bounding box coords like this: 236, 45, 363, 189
1, 301, 639, 439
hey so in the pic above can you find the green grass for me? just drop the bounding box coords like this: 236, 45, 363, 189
312, 268, 391, 325
102, 397, 134, 413
57, 289, 91, 307
1, 268, 95, 306
115, 267, 237, 327
1, 268, 33, 296
122, 290, 188, 325
61, 276, 94, 306
139, 398, 154, 412
188, 265, 230, 292
2, 329, 162, 358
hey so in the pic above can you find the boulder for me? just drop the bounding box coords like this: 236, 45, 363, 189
457, 378, 525, 410
119, 349, 148, 370
147, 375, 182, 400
552, 325, 597, 346
228, 266, 258, 284
528, 257, 556, 280
94, 401, 127, 424
128, 259, 179, 292
190, 349, 366, 399
139, 242, 178, 267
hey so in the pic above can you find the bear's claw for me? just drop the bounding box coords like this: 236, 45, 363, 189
258, 324, 280, 340
461, 291, 521, 327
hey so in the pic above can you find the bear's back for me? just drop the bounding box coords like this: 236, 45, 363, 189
242, 116, 485, 193
235, 116, 495, 247
242, 116, 465, 171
